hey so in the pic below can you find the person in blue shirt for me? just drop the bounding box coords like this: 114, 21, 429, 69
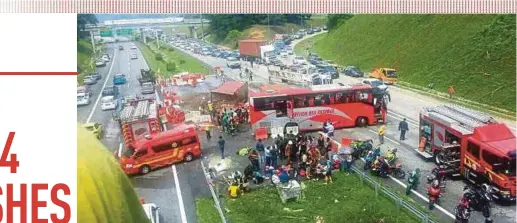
256, 139, 265, 167
279, 169, 289, 184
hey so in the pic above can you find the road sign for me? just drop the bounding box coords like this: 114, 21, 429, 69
100, 30, 113, 37
116, 29, 133, 36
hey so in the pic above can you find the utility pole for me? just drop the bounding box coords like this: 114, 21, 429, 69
155, 30, 159, 49
200, 14, 205, 42
90, 30, 96, 54
143, 30, 147, 44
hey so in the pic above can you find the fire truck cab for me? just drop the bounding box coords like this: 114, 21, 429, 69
417, 105, 516, 201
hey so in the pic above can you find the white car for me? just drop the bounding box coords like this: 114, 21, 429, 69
226, 57, 240, 68
142, 203, 160, 223
77, 93, 90, 106
131, 45, 137, 49
131, 53, 138, 60
95, 60, 105, 67
101, 54, 110, 62
362, 78, 389, 91
293, 56, 306, 65
100, 96, 117, 111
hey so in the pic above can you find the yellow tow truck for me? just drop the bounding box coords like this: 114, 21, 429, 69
370, 68, 398, 84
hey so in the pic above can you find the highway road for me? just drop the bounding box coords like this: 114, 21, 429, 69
77, 42, 210, 223
165, 37, 516, 223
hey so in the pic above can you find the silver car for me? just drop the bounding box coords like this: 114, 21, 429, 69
83, 75, 97, 85
141, 82, 155, 94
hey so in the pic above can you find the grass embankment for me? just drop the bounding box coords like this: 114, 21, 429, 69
77, 39, 101, 84
196, 198, 221, 223
138, 40, 211, 77
197, 172, 423, 223
299, 14, 516, 113
208, 16, 328, 49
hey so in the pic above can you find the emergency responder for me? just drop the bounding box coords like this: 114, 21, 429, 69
205, 124, 212, 140
378, 124, 386, 144
78, 127, 150, 222
228, 182, 241, 198
218, 136, 226, 159
398, 118, 409, 140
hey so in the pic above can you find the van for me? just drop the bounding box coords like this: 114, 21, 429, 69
119, 125, 202, 175
100, 95, 117, 111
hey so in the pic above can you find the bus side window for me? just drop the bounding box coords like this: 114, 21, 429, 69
328, 93, 335, 104
293, 96, 306, 108
308, 96, 315, 107
134, 150, 148, 159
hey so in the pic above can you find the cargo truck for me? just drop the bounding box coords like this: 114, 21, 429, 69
238, 39, 267, 60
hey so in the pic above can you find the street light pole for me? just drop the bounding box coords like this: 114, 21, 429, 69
90, 30, 96, 55
200, 14, 205, 42
155, 30, 160, 49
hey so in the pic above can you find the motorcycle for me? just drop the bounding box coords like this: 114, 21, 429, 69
385, 148, 398, 165
427, 179, 442, 210
462, 184, 493, 223
371, 157, 406, 179
454, 197, 471, 223
427, 165, 448, 187
406, 168, 420, 195
350, 139, 373, 159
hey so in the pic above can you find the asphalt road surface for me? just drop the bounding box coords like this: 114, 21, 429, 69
77, 42, 212, 223
167, 38, 516, 223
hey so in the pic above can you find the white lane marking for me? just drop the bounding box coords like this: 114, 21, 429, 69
388, 113, 418, 127
118, 143, 123, 158
161, 123, 188, 223
387, 174, 456, 219
368, 129, 401, 145
172, 165, 188, 223
328, 134, 455, 220
86, 47, 117, 123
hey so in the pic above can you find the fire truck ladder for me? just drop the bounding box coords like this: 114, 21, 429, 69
429, 105, 496, 131
119, 100, 161, 146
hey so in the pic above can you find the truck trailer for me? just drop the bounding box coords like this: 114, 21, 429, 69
238, 39, 267, 59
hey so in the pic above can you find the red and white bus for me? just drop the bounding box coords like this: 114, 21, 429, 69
249, 84, 387, 133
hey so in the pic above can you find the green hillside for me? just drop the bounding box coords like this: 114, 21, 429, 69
311, 14, 516, 111
77, 40, 96, 83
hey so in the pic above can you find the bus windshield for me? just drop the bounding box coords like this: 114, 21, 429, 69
123, 147, 135, 158
501, 158, 516, 176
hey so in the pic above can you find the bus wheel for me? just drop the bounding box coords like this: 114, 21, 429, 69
184, 153, 194, 162
140, 165, 151, 175
356, 117, 367, 127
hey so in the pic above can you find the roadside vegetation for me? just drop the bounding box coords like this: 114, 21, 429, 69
138, 40, 211, 77
205, 14, 327, 49
196, 172, 425, 223
299, 14, 516, 112
196, 198, 221, 223
77, 14, 100, 84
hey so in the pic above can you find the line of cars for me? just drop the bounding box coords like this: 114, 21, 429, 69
121, 44, 139, 60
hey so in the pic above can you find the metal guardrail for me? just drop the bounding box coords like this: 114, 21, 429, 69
200, 159, 229, 223
350, 160, 437, 223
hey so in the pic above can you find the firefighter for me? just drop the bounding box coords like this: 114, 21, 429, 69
204, 124, 212, 140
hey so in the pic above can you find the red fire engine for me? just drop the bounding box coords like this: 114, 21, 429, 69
118, 98, 163, 147
416, 105, 516, 201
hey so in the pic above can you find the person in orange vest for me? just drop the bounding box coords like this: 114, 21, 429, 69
448, 85, 455, 98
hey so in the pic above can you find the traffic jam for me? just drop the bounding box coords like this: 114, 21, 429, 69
78, 29, 516, 223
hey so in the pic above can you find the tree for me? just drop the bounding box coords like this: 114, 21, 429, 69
77, 14, 98, 40
327, 14, 354, 30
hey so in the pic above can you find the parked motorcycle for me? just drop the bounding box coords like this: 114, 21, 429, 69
427, 179, 442, 210
406, 168, 420, 195
371, 157, 406, 179
462, 184, 493, 223
454, 197, 471, 223
427, 165, 448, 187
